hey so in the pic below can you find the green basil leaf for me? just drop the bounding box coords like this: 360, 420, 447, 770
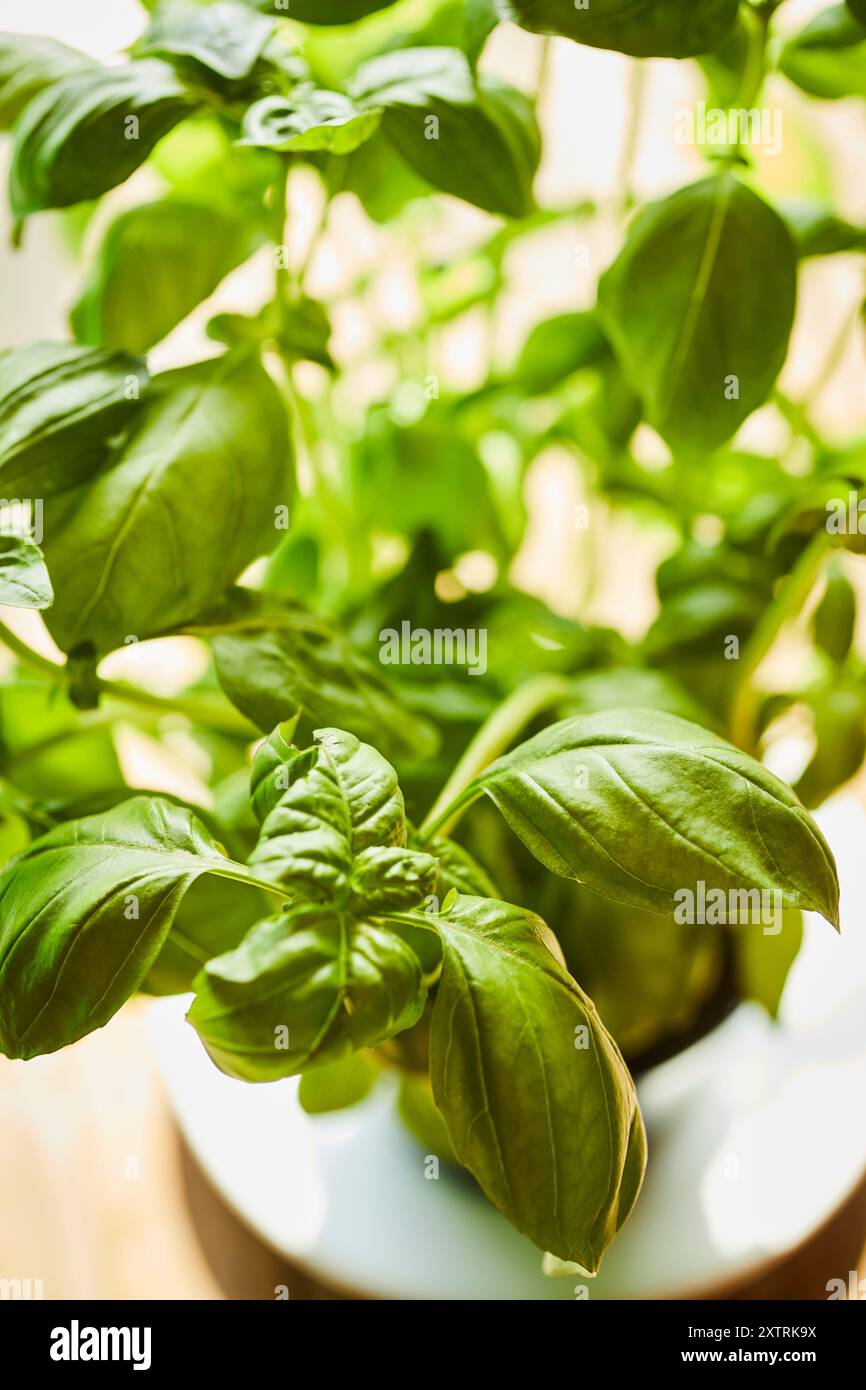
241, 88, 382, 153
0, 796, 268, 1059
350, 48, 539, 218
10, 60, 200, 220
426, 833, 501, 899
0, 342, 148, 497
472, 709, 840, 927
779, 5, 866, 101
796, 686, 866, 810
298, 1051, 380, 1113
597, 174, 797, 452
515, 311, 609, 395
71, 199, 262, 354
188, 907, 426, 1080
780, 199, 866, 258
349, 844, 438, 910
249, 726, 409, 894
0, 33, 93, 132
849, 0, 866, 24
499, 0, 739, 58
428, 893, 646, 1270
0, 535, 53, 610
735, 907, 803, 1020
202, 588, 438, 760
135, 0, 276, 82
42, 353, 292, 656
813, 560, 856, 662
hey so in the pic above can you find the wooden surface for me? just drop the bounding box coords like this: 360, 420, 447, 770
0, 997, 863, 1301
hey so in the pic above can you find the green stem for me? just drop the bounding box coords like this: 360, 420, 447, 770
729, 532, 830, 752
418, 674, 571, 842
0, 620, 255, 737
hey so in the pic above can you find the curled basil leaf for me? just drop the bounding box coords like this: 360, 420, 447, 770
241, 89, 383, 154
427, 893, 646, 1272
134, 0, 276, 83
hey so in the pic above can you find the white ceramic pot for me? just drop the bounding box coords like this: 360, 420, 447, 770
149, 796, 866, 1300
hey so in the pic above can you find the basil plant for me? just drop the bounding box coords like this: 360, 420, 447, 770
0, 0, 860, 1273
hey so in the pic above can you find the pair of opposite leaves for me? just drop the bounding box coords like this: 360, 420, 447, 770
0, 710, 839, 1270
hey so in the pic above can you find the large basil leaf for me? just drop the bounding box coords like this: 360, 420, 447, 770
0, 343, 148, 497
469, 709, 840, 927
779, 5, 866, 101
41, 353, 292, 656
187, 907, 426, 1081
202, 588, 438, 760
241, 89, 382, 154
427, 893, 646, 1271
135, 1, 276, 82
0, 797, 270, 1059
0, 535, 53, 610
350, 48, 539, 218
499, 0, 739, 58
0, 33, 93, 131
71, 199, 261, 354
597, 175, 796, 452
10, 60, 200, 219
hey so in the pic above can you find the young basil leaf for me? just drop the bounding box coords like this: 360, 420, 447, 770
427, 893, 646, 1271
0, 342, 148, 497
249, 726, 408, 893
471, 709, 840, 927
135, 0, 276, 83
0, 535, 53, 610
0, 796, 269, 1059
298, 1051, 380, 1114
350, 48, 539, 218
10, 60, 201, 220
780, 200, 866, 259
813, 560, 856, 663
499, 0, 739, 58
0, 33, 94, 132
779, 5, 866, 101
187, 907, 426, 1081
735, 907, 803, 1020
515, 311, 609, 396
202, 588, 438, 760
71, 199, 262, 355
349, 845, 438, 911
425, 833, 501, 899
241, 88, 383, 153
41, 353, 293, 656
597, 175, 797, 452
